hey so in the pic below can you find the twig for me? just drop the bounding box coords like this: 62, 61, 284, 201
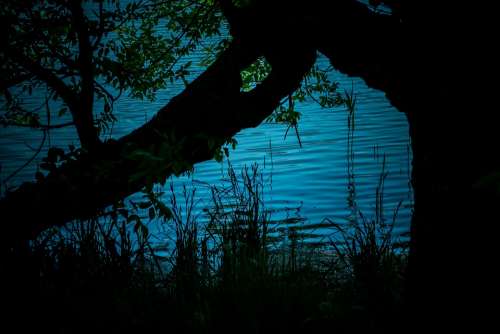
3, 129, 47, 187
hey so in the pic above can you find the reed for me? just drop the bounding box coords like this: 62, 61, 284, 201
8, 162, 408, 333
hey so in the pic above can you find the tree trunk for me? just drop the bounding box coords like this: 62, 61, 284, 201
2, 0, 497, 329
1, 37, 316, 240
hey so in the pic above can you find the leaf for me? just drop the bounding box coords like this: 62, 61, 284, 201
138, 201, 151, 209
134, 221, 149, 239
35, 171, 44, 182
127, 214, 141, 224
117, 208, 129, 218
157, 202, 173, 220
58, 107, 68, 117
39, 162, 52, 171
47, 147, 64, 163
148, 207, 155, 220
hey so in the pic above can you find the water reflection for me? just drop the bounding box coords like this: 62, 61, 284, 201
0, 50, 413, 245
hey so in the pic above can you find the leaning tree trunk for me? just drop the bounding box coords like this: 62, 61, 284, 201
1, 2, 318, 241
2, 0, 497, 330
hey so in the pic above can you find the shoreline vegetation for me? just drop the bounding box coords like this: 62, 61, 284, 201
4, 85, 411, 333
11, 162, 410, 333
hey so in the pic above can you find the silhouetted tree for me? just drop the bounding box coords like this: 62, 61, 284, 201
1, 0, 498, 330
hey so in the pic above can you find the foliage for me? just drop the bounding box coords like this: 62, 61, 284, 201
39, 145, 82, 174
9, 162, 407, 333
212, 136, 238, 163
1, 0, 224, 136
240, 57, 272, 92
266, 58, 344, 129
1, 0, 348, 188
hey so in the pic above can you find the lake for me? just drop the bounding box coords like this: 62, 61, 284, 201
0, 33, 412, 247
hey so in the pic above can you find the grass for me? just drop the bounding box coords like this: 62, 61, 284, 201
325, 158, 407, 329
5, 162, 408, 333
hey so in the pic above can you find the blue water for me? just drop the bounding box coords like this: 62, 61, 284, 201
0, 42, 412, 246
165, 54, 413, 245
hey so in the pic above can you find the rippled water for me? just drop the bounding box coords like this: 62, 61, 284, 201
165, 55, 413, 244
0, 44, 412, 245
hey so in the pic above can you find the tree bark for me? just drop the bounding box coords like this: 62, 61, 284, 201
69, 0, 101, 151
1, 39, 316, 241
2, 0, 497, 329
315, 1, 498, 330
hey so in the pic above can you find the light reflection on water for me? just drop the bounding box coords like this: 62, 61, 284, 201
0, 48, 412, 246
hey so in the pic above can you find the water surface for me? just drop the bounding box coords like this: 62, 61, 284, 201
0, 44, 412, 245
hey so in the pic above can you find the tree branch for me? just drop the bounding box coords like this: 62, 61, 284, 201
15, 53, 80, 109
0, 28, 316, 240
0, 73, 34, 91
68, 0, 100, 151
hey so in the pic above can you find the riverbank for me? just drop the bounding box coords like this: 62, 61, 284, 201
5, 164, 408, 333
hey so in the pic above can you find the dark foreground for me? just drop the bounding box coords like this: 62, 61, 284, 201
5, 166, 407, 333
